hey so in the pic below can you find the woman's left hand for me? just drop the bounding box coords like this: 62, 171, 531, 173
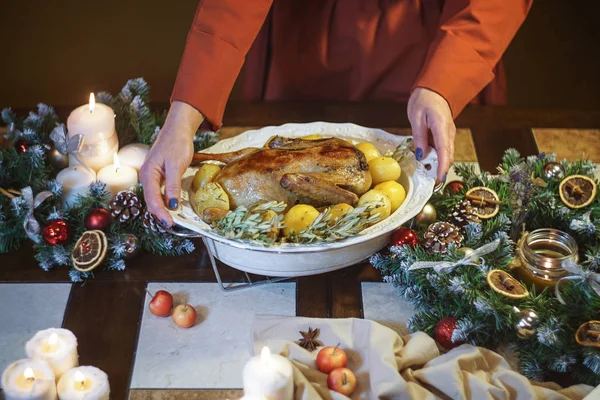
407, 87, 456, 183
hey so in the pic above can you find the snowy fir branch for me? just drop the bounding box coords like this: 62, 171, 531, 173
372, 148, 600, 385
0, 78, 216, 280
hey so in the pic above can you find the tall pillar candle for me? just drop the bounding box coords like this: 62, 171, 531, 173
67, 93, 118, 172
25, 328, 79, 381
242, 347, 293, 400
56, 366, 109, 400
56, 166, 96, 207
1, 358, 57, 400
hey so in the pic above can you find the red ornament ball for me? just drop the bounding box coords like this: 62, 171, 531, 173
445, 180, 465, 195
14, 138, 31, 154
84, 208, 112, 231
391, 228, 419, 247
41, 220, 71, 246
434, 317, 463, 350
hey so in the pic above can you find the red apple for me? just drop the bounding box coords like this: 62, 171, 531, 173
327, 367, 356, 396
148, 290, 173, 317
172, 304, 197, 328
316, 345, 347, 374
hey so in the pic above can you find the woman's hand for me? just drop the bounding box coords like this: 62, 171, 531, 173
407, 87, 456, 183
140, 101, 204, 227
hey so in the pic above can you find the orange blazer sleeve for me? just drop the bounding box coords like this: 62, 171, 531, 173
413, 0, 533, 117
171, 0, 273, 129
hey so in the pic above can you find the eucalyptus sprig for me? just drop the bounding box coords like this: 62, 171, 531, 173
212, 200, 384, 246
290, 201, 383, 244
211, 201, 286, 245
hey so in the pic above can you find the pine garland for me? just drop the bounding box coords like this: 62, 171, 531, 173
371, 149, 600, 386
0, 78, 217, 281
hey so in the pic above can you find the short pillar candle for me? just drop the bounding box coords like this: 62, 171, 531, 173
1, 358, 57, 400
56, 366, 110, 400
25, 328, 79, 381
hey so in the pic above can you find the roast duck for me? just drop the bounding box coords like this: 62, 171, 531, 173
192, 136, 372, 210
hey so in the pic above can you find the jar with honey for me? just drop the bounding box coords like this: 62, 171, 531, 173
512, 228, 578, 291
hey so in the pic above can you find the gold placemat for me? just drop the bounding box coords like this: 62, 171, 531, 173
218, 127, 477, 163
533, 129, 600, 162
129, 390, 242, 400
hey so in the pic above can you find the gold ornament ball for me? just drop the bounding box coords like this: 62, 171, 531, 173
415, 203, 437, 227
458, 246, 480, 263
516, 308, 539, 339
48, 145, 69, 171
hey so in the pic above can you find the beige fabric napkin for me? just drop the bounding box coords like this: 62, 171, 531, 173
252, 316, 594, 400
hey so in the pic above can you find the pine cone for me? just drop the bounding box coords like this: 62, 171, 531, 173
423, 222, 464, 254
450, 200, 481, 230
142, 211, 166, 233
109, 190, 142, 223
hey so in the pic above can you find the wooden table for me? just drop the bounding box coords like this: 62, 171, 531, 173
1, 102, 599, 400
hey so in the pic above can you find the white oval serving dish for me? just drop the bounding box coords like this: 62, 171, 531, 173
170, 122, 437, 277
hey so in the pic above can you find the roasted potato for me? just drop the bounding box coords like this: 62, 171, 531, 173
302, 134, 323, 140
368, 156, 401, 185
355, 142, 381, 162
261, 209, 281, 239
373, 180, 406, 212
357, 189, 391, 220
283, 204, 320, 237
192, 163, 222, 192
192, 182, 230, 222
328, 203, 354, 225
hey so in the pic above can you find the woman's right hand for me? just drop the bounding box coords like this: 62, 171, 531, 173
140, 101, 204, 227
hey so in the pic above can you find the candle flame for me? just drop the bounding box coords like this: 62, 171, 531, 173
48, 333, 58, 346
74, 370, 85, 385
113, 152, 120, 172
260, 346, 271, 362
89, 93, 96, 112
24, 367, 35, 381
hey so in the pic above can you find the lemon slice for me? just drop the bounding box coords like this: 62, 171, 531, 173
487, 269, 529, 299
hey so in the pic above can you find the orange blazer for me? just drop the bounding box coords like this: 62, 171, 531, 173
172, 0, 532, 129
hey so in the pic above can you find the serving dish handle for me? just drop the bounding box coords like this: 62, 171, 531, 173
161, 225, 292, 291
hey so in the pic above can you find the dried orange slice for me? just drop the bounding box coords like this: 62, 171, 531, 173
72, 230, 108, 272
465, 187, 501, 219
559, 175, 597, 209
487, 269, 529, 299
575, 321, 600, 348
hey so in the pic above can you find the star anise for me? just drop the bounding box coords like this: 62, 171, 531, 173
297, 327, 322, 351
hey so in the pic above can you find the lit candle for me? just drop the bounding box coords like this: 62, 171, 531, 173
117, 143, 150, 171
25, 328, 79, 381
1, 359, 57, 400
56, 366, 109, 400
242, 347, 293, 400
67, 93, 119, 172
97, 153, 139, 197
56, 165, 97, 207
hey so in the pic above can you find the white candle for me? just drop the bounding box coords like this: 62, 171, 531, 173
1, 359, 57, 400
67, 93, 119, 172
117, 143, 150, 171
97, 153, 139, 197
242, 347, 293, 400
56, 366, 109, 400
25, 328, 79, 381
56, 166, 97, 207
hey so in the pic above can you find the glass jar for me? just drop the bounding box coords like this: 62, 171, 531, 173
513, 228, 578, 290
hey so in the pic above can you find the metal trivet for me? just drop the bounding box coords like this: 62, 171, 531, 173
162, 226, 291, 292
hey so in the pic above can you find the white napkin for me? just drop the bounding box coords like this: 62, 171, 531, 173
252, 316, 594, 400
